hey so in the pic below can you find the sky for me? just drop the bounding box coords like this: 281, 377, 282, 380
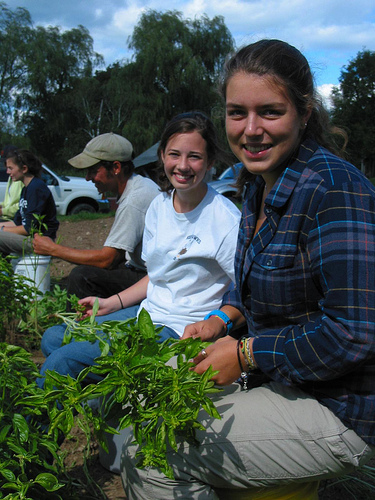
5, 0, 375, 104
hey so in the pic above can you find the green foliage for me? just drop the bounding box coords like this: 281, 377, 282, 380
58, 210, 115, 224
0, 256, 35, 342
1, 5, 234, 167
41, 308, 221, 479
123, 10, 234, 155
0, 2, 32, 131
331, 49, 375, 168
0, 253, 77, 347
0, 2, 103, 162
0, 343, 64, 499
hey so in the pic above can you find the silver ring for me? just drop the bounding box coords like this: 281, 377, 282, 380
201, 349, 208, 358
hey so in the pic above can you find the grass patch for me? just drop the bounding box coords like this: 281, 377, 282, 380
57, 211, 115, 223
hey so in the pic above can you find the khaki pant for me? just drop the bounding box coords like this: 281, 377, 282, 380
0, 231, 32, 256
121, 381, 374, 499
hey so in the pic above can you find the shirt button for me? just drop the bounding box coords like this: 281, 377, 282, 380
265, 207, 272, 214
267, 259, 272, 266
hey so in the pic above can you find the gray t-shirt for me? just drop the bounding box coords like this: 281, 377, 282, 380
104, 174, 159, 270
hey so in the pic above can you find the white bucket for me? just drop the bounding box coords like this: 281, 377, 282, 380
12, 254, 51, 295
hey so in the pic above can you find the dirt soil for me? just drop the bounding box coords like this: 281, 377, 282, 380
50, 215, 115, 284
39, 216, 374, 499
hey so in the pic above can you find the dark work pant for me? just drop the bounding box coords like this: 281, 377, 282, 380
65, 264, 147, 311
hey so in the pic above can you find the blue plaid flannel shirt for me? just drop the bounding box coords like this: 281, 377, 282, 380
222, 138, 375, 445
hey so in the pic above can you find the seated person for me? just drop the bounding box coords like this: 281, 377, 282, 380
0, 146, 23, 221
121, 40, 375, 500
37, 111, 241, 386
32, 133, 159, 307
0, 149, 59, 256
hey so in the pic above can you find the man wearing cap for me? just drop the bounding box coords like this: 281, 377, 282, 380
33, 133, 159, 307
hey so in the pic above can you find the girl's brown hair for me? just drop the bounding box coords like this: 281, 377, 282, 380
220, 39, 347, 191
157, 111, 232, 193
6, 149, 42, 178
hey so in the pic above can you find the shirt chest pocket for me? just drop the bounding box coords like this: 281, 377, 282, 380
253, 251, 295, 271
248, 247, 302, 318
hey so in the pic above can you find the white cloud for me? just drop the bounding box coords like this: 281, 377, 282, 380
317, 83, 337, 109
5, 0, 375, 84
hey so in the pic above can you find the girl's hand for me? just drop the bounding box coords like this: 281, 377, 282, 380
192, 336, 242, 386
182, 317, 227, 341
78, 296, 115, 319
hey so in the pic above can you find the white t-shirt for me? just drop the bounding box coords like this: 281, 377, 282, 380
139, 185, 241, 336
104, 174, 160, 269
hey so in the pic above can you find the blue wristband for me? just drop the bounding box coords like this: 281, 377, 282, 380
204, 309, 233, 334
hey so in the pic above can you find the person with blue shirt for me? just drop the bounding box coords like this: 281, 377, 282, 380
0, 149, 59, 256
120, 40, 375, 499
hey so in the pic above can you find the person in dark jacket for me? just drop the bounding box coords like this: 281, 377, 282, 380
0, 149, 58, 256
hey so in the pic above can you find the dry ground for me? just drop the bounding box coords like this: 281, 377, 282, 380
50, 215, 115, 283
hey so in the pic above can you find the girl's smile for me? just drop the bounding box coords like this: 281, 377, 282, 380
162, 131, 212, 212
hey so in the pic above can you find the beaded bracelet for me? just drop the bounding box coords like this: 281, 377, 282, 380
240, 336, 257, 371
236, 338, 250, 390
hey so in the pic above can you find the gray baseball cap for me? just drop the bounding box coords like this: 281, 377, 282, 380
68, 132, 133, 169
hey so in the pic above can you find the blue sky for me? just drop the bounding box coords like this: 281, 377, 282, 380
6, 0, 375, 103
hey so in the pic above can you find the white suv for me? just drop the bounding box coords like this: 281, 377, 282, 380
0, 162, 108, 216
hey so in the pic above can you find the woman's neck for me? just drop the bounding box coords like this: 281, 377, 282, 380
23, 174, 34, 187
173, 183, 208, 213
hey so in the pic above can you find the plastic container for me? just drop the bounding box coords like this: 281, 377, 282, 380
11, 254, 51, 295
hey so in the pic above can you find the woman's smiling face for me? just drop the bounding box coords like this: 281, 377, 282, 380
225, 72, 308, 186
161, 131, 210, 195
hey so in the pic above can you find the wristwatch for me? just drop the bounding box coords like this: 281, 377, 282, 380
204, 309, 233, 334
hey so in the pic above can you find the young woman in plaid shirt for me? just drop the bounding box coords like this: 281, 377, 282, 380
121, 40, 375, 499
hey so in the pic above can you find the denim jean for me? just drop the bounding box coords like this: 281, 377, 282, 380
37, 305, 179, 388
65, 265, 146, 311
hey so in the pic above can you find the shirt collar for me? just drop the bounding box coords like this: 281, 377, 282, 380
263, 138, 318, 210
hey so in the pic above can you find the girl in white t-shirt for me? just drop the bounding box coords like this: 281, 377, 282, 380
39, 112, 241, 383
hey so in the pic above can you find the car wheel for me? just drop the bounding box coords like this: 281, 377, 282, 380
69, 203, 97, 215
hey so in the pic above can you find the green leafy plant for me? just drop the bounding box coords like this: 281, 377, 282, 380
0, 256, 35, 343
0, 343, 64, 499
41, 307, 221, 479
0, 251, 80, 348
17, 285, 77, 342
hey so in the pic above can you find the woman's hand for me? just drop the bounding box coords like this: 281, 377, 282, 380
192, 336, 243, 386
78, 296, 117, 319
